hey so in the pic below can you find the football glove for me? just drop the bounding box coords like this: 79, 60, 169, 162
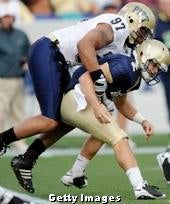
100, 93, 114, 114
90, 69, 107, 96
94, 77, 107, 97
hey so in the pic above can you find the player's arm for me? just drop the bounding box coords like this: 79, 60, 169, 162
78, 72, 111, 124
114, 94, 154, 139
77, 23, 114, 73
114, 94, 137, 120
77, 23, 114, 104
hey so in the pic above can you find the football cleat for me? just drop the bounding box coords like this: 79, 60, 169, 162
134, 181, 166, 199
61, 170, 88, 188
11, 155, 35, 193
0, 137, 9, 156
157, 152, 170, 184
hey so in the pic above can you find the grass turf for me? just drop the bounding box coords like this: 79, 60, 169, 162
0, 154, 170, 203
0, 133, 170, 203
26, 133, 170, 149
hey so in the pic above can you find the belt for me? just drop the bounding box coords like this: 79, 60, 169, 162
47, 34, 68, 69
47, 33, 59, 46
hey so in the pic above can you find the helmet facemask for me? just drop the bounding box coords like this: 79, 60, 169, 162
129, 26, 153, 45
140, 59, 168, 86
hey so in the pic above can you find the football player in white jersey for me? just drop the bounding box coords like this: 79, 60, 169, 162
0, 2, 155, 194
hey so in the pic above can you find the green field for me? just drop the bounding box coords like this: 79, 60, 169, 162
51, 133, 170, 148
0, 133, 170, 204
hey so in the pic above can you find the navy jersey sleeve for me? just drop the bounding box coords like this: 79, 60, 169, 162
65, 66, 86, 93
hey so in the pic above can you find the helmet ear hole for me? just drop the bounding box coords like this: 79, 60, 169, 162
129, 19, 133, 23
140, 51, 143, 57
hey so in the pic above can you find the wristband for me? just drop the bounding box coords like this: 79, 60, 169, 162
90, 69, 105, 82
133, 112, 146, 125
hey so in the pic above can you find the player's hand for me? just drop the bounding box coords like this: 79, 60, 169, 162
141, 120, 154, 140
93, 103, 112, 124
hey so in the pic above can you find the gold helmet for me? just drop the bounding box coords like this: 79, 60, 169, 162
136, 39, 170, 85
118, 2, 156, 45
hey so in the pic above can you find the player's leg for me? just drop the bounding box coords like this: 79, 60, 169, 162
80, 136, 104, 160
61, 136, 104, 188
112, 138, 166, 199
0, 37, 65, 155
0, 115, 59, 155
10, 35, 71, 193
61, 90, 166, 199
61, 90, 125, 188
11, 122, 74, 193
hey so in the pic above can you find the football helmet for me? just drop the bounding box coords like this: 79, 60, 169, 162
119, 2, 156, 45
136, 39, 170, 85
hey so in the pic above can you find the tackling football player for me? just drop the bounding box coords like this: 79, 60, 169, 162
12, 39, 170, 200
0, 1, 156, 195
0, 1, 155, 150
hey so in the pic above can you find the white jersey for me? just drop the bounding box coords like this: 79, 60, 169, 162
50, 14, 129, 67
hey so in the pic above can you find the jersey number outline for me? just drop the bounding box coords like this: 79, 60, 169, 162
111, 17, 125, 31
